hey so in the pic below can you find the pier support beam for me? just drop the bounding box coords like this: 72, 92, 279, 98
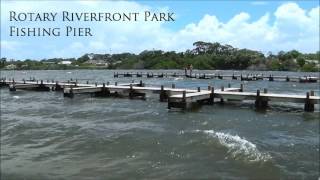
9, 84, 16, 91
160, 85, 168, 102
64, 87, 74, 98
220, 86, 224, 103
128, 84, 146, 99
255, 89, 268, 109
286, 76, 290, 82
95, 83, 111, 97
168, 91, 187, 110
232, 74, 237, 80
54, 82, 63, 91
269, 75, 274, 81
205, 86, 214, 105
304, 92, 315, 112
37, 80, 50, 91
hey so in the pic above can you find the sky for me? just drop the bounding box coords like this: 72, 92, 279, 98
1, 0, 319, 60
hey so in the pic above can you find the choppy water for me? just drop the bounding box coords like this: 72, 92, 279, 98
1, 70, 319, 179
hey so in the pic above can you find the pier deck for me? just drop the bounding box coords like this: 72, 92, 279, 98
113, 72, 319, 83
1, 79, 319, 112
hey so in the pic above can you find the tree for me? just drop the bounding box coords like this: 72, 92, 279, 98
297, 57, 305, 67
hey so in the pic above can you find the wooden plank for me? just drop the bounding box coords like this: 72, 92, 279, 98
215, 91, 320, 104
10, 84, 39, 89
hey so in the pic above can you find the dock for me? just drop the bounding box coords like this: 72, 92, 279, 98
1, 78, 319, 112
113, 72, 319, 83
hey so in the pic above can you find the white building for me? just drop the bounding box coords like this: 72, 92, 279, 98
58, 61, 72, 65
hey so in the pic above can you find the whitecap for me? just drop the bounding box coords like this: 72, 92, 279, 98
13, 96, 20, 99
198, 130, 271, 163
67, 72, 72, 74
174, 77, 183, 80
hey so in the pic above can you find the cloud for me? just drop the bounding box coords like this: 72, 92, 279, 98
172, 2, 319, 53
0, 1, 319, 60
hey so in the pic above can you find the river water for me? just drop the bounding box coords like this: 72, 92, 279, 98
1, 70, 319, 179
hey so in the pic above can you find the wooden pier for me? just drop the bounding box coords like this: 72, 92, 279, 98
1, 78, 319, 112
113, 72, 319, 83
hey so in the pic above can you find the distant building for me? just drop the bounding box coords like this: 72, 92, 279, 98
5, 64, 17, 70
58, 61, 72, 65
85, 59, 109, 67
306, 59, 320, 68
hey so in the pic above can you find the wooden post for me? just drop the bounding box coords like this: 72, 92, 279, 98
107, 81, 110, 85
208, 85, 211, 91
160, 85, 167, 102
269, 75, 274, 81
255, 89, 268, 109
55, 81, 62, 91
228, 83, 231, 88
115, 82, 118, 86
139, 80, 143, 87
240, 84, 243, 92
129, 84, 133, 99
197, 87, 200, 92
208, 87, 214, 105
182, 90, 187, 110
255, 89, 261, 108
95, 82, 97, 87
86, 80, 89, 84
182, 91, 186, 101
220, 86, 224, 103
286, 76, 290, 82
304, 92, 314, 112
172, 84, 175, 89
232, 74, 236, 80
64, 87, 74, 98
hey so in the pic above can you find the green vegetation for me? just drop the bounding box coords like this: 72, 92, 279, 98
1, 41, 319, 72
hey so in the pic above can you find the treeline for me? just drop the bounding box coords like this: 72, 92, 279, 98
1, 41, 319, 71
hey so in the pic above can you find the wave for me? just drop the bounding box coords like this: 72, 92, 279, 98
196, 130, 271, 163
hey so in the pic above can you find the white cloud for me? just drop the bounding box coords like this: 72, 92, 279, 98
172, 2, 319, 53
0, 1, 319, 60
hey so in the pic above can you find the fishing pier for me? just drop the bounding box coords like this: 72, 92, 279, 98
1, 78, 319, 112
113, 72, 319, 83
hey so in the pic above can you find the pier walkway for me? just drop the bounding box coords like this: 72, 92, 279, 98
1, 78, 319, 112
113, 72, 319, 83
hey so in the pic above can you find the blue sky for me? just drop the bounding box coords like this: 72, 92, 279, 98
1, 0, 319, 60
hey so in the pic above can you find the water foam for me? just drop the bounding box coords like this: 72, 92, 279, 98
198, 130, 271, 163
